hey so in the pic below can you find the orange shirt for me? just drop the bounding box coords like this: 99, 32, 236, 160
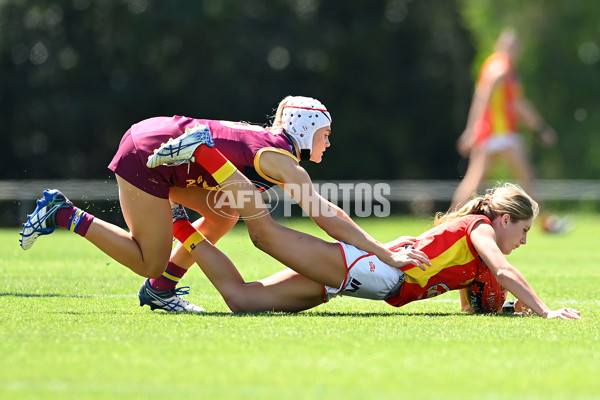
385, 214, 490, 308
472, 53, 523, 145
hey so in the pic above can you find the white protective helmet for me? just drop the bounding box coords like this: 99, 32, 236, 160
280, 96, 331, 160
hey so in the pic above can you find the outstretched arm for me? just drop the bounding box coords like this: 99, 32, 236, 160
469, 222, 581, 319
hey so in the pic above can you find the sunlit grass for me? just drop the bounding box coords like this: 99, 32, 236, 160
1, 214, 598, 399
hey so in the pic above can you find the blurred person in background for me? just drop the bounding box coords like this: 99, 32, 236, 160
452, 27, 567, 233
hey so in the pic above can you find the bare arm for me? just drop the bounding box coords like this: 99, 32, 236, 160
469, 222, 581, 319
514, 97, 556, 146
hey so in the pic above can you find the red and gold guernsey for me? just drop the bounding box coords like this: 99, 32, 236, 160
472, 53, 523, 146
109, 116, 298, 198
385, 214, 491, 308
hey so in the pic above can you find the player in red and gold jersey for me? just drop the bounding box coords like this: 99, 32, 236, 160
169, 179, 581, 319
384, 213, 489, 308
452, 28, 557, 220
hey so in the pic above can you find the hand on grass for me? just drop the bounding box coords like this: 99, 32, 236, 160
461, 303, 474, 313
544, 308, 582, 319
514, 300, 532, 315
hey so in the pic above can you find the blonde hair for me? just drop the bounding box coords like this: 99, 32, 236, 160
270, 96, 292, 129
435, 183, 538, 226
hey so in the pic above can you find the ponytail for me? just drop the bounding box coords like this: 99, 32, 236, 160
435, 183, 538, 226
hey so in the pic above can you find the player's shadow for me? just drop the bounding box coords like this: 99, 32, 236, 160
197, 311, 528, 318
195, 311, 473, 318
0, 292, 94, 298
2, 293, 527, 318
194, 310, 528, 318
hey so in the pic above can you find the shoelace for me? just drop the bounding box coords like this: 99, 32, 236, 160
25, 203, 59, 233
172, 286, 191, 296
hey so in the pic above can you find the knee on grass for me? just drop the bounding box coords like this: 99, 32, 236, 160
221, 290, 255, 313
219, 281, 272, 313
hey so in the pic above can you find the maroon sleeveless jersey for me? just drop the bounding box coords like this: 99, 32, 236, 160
109, 116, 296, 198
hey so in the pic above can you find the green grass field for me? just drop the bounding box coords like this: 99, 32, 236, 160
1, 215, 599, 400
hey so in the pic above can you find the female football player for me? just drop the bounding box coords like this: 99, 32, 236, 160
173, 180, 581, 319
20, 96, 426, 312
451, 28, 566, 233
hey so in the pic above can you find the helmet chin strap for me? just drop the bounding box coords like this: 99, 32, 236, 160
300, 149, 311, 161
286, 131, 311, 161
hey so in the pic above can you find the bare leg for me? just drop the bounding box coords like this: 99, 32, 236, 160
247, 219, 347, 287
188, 240, 324, 312
169, 186, 239, 269
213, 171, 348, 287
83, 175, 173, 278
252, 269, 326, 312
452, 147, 492, 209
497, 146, 535, 198
162, 172, 342, 312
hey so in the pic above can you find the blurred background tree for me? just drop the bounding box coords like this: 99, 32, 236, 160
1, 0, 598, 182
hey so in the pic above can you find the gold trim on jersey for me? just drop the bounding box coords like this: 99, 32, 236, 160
254, 148, 299, 186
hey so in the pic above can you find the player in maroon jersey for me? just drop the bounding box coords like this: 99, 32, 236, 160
20, 96, 427, 313
133, 96, 428, 312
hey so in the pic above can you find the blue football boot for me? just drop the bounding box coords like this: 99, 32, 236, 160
19, 189, 72, 250
146, 123, 214, 168
138, 279, 205, 313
